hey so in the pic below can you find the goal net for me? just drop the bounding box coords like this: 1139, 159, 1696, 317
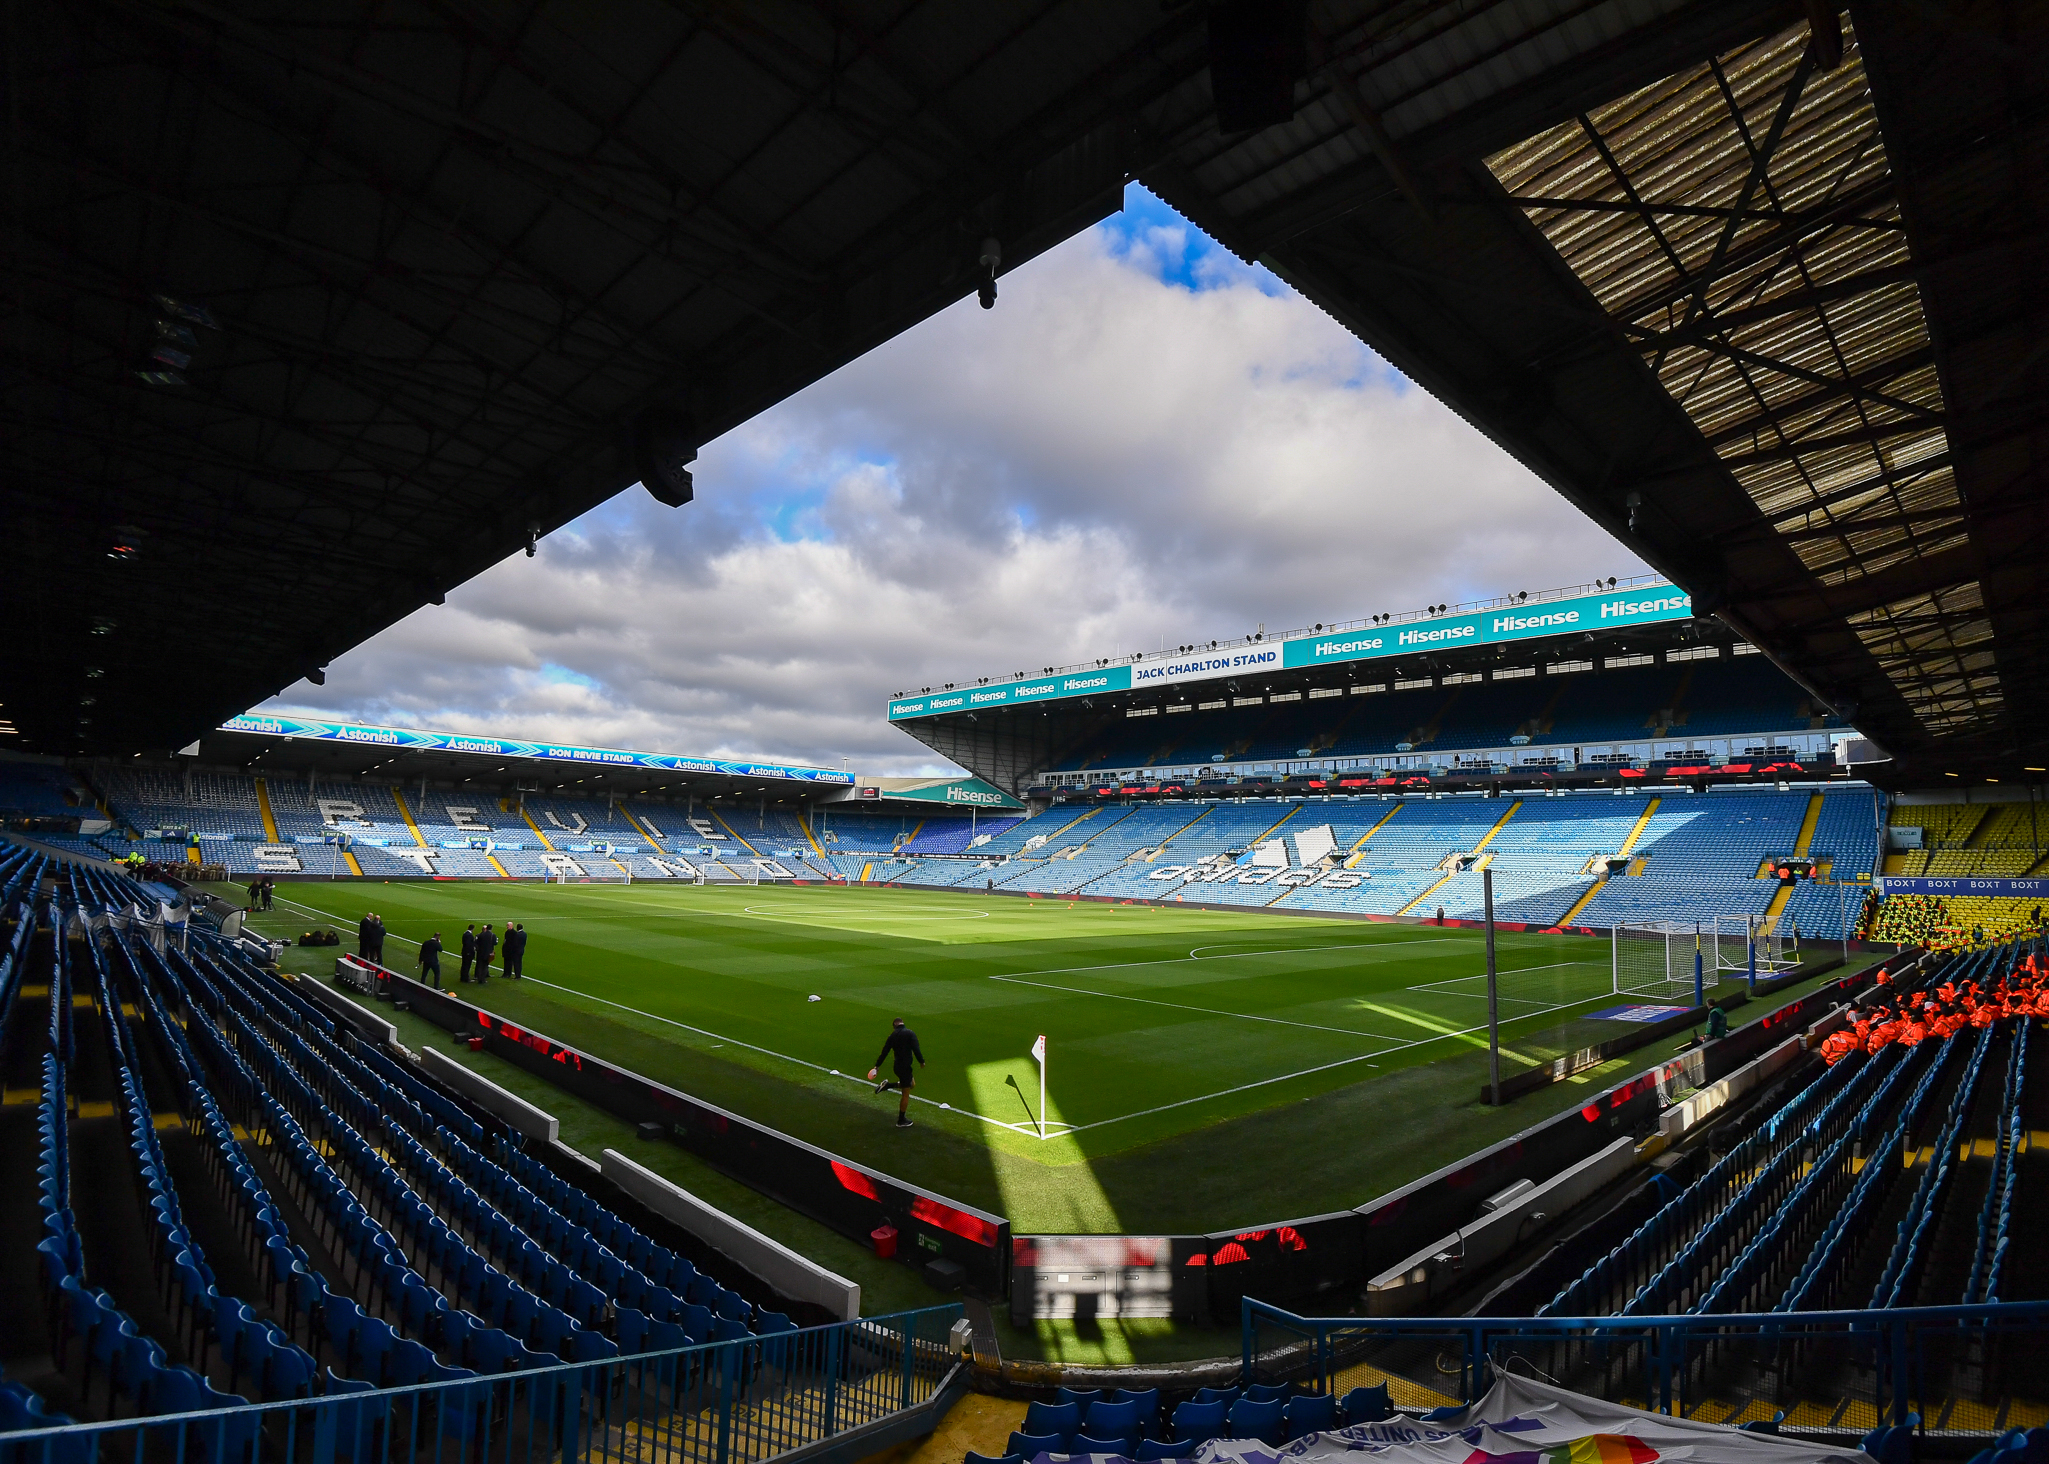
1612, 923, 1713, 1002
549, 870, 631, 884
1614, 917, 1798, 1000
1711, 916, 1799, 976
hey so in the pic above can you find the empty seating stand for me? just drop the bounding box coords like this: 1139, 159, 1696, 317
888, 786, 1849, 929
0, 855, 826, 1456
1539, 941, 2046, 1325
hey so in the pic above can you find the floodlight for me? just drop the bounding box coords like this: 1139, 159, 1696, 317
978, 237, 1001, 308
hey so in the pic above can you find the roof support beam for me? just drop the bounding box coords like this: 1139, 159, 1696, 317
1759, 449, 1952, 526
1764, 542, 1978, 627
1774, 505, 1970, 542
1699, 345, 1938, 449
1713, 417, 1948, 470
1502, 194, 1901, 232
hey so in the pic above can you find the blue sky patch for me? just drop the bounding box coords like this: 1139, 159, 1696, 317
1099, 184, 1288, 296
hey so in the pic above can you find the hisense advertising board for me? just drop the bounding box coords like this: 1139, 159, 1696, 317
887, 586, 1694, 721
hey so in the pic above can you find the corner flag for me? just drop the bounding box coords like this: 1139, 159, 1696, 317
1031, 1035, 1046, 1138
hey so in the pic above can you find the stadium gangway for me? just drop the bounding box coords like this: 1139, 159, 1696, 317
1777, 1036, 1959, 1313
1965, 1020, 2028, 1305
2, 1303, 967, 1464
1869, 1022, 2003, 1310
1243, 1297, 2049, 1435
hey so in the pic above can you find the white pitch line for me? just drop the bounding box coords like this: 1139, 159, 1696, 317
1405, 959, 1611, 1005
259, 888, 1602, 1140
257, 894, 1050, 1138
971, 935, 1497, 1039
1061, 993, 1587, 1135
1184, 937, 1476, 961
973, 936, 1476, 990
1405, 958, 1605, 991
498, 976, 1061, 1141
988, 972, 1404, 1042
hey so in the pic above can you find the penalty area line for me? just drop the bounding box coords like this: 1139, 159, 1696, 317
988, 971, 1405, 1042
1062, 991, 1590, 1137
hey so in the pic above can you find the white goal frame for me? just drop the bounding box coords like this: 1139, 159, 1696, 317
550, 870, 632, 885
1612, 916, 1798, 1001
1612, 923, 1708, 1002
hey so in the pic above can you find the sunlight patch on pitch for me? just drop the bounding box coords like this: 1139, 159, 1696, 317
1350, 1000, 1493, 1050
967, 1058, 1119, 1231
966, 1058, 1079, 1145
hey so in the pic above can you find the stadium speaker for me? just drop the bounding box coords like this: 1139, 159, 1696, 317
1207, 0, 1307, 132
634, 410, 698, 507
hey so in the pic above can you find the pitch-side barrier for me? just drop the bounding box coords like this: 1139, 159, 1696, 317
325, 949, 1889, 1322
375, 968, 1011, 1296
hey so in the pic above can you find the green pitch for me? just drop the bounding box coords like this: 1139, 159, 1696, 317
258, 880, 1650, 1233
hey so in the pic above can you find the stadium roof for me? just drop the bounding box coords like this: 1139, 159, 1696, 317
11, 1, 2042, 784
893, 587, 1772, 794
190, 714, 852, 803
887, 576, 1691, 722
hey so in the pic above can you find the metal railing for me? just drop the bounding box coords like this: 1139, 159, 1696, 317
6, 1305, 964, 1464
1244, 1299, 2049, 1437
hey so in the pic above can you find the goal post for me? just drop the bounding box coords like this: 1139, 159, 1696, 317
1612, 922, 1709, 1003
1613, 915, 1798, 1000
549, 870, 632, 884
1710, 915, 1798, 978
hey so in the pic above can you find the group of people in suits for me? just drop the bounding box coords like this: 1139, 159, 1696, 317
415, 920, 529, 987
356, 912, 387, 964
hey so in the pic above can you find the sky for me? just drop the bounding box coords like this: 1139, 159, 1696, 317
261, 186, 1644, 775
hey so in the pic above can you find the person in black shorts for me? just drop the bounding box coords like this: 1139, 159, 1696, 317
869, 1018, 925, 1128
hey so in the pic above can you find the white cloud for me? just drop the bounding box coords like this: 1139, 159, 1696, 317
263, 190, 1643, 775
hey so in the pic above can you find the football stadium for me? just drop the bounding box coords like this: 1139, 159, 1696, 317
4, 4, 2047, 1464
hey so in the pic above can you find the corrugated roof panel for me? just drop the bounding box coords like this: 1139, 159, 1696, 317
1483, 8, 1986, 724
1849, 583, 2000, 736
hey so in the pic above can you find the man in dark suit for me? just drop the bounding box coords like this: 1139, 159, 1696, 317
358, 912, 374, 959
459, 924, 476, 982
418, 933, 443, 988
367, 912, 386, 965
503, 923, 526, 979
476, 923, 497, 983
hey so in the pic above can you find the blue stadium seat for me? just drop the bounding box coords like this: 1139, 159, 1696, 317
1341, 1383, 1392, 1423
1227, 1398, 1285, 1444
1284, 1394, 1340, 1437
1170, 1400, 1226, 1442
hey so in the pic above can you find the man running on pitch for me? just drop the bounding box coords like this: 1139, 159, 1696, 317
869, 1018, 925, 1129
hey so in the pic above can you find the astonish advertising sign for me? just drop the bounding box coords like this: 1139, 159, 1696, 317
219, 714, 856, 784
888, 586, 1694, 721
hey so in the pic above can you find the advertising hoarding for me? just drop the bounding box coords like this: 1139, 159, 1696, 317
887, 587, 1693, 722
